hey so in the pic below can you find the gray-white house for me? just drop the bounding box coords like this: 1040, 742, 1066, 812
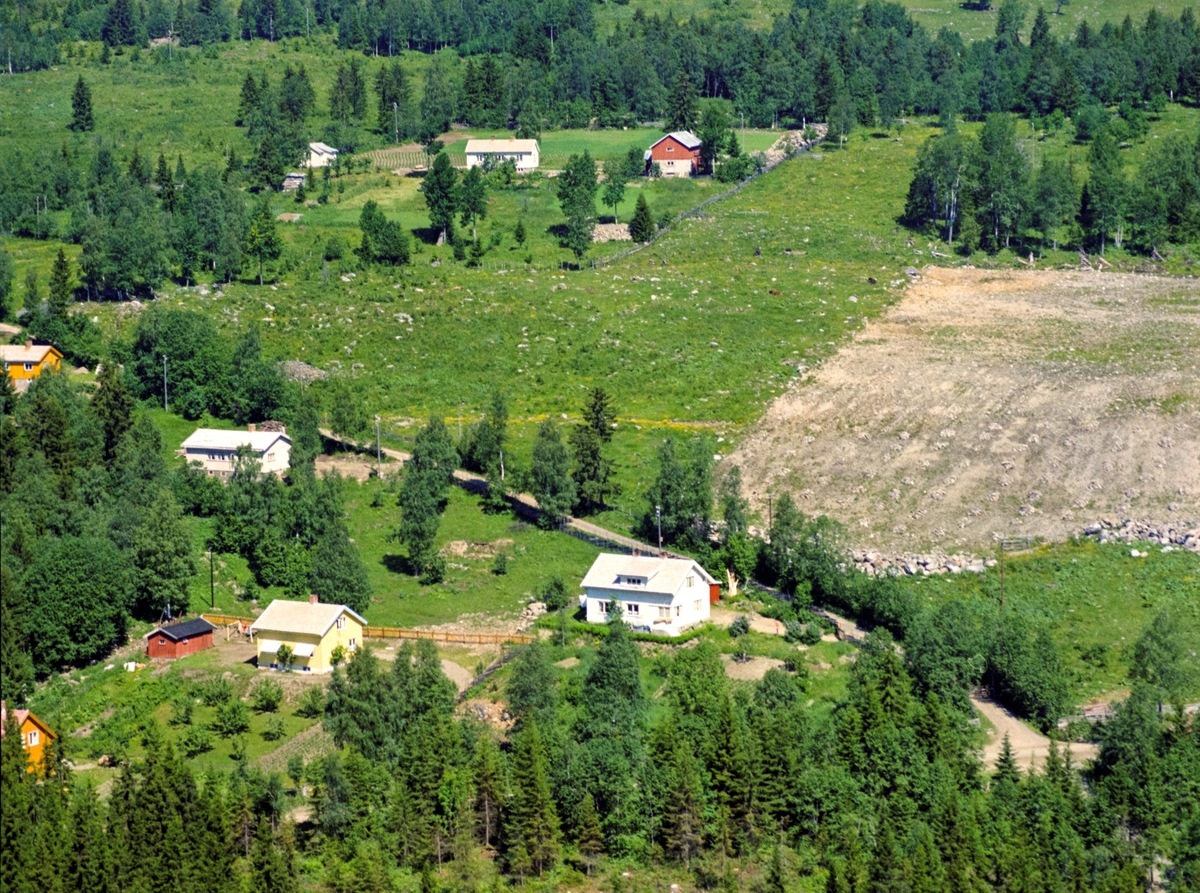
581, 554, 717, 636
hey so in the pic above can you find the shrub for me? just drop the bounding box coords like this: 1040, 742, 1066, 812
179, 725, 212, 757
198, 677, 233, 706
799, 623, 823, 646
539, 575, 569, 611
230, 736, 247, 761
729, 615, 751, 638
296, 686, 325, 718
261, 716, 285, 741
169, 694, 194, 726
420, 554, 446, 585
492, 552, 508, 575
213, 699, 251, 737
252, 679, 284, 713
783, 620, 806, 643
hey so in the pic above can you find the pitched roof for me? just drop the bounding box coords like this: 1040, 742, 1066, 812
580, 553, 716, 597
145, 617, 216, 641
465, 139, 539, 154
250, 600, 368, 638
309, 142, 338, 155
650, 131, 701, 150
0, 703, 56, 739
0, 343, 62, 364
180, 428, 291, 453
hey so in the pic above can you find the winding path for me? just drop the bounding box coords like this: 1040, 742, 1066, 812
971, 695, 1099, 772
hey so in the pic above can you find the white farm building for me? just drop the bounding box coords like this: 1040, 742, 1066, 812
304, 142, 339, 168
581, 554, 717, 636
465, 138, 540, 172
178, 425, 291, 479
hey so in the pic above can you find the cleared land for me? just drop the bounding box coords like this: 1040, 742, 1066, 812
732, 266, 1200, 552
972, 695, 1098, 772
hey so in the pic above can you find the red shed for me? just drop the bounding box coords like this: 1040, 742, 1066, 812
145, 617, 216, 659
645, 131, 701, 178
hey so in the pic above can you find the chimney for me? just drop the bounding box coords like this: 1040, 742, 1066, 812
25, 338, 33, 348
309, 594, 319, 604
248, 423, 256, 432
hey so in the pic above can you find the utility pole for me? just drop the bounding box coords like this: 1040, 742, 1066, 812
656, 504, 662, 552
162, 354, 168, 411
374, 414, 382, 478
393, 101, 399, 146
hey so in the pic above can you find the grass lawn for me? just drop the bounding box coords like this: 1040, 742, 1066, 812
895, 540, 1200, 704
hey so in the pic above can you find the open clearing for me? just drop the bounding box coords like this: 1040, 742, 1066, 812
971, 696, 1098, 772
732, 266, 1200, 553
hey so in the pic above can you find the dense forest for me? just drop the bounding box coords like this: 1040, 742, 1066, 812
3, 613, 1198, 891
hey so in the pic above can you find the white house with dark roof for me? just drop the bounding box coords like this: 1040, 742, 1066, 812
581, 553, 717, 635
305, 142, 339, 168
178, 425, 291, 479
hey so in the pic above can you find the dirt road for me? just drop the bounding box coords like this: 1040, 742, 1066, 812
731, 266, 1200, 552
972, 696, 1099, 772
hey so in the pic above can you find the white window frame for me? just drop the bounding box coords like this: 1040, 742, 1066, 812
626, 603, 640, 616
27, 730, 39, 747
24, 362, 33, 371
687, 575, 695, 588
348, 637, 357, 651
336, 616, 346, 630
693, 600, 701, 612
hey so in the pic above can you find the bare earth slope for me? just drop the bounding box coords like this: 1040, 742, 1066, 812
730, 267, 1200, 552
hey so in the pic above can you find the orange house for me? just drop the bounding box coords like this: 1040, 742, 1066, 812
1, 339, 63, 382
1, 702, 57, 773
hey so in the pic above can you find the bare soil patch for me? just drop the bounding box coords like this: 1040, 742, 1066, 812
731, 266, 1200, 552
441, 659, 474, 693
315, 453, 377, 481
972, 696, 1098, 772
721, 653, 785, 681
710, 606, 786, 636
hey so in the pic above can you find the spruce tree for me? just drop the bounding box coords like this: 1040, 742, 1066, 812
514, 217, 527, 247
472, 735, 504, 847
458, 165, 488, 242
664, 744, 704, 866
245, 195, 283, 285
629, 192, 654, 243
132, 488, 197, 616
420, 152, 460, 245
666, 72, 699, 132
530, 418, 575, 529
506, 719, 560, 877
68, 784, 113, 893
576, 792, 603, 874
309, 523, 371, 614
0, 248, 13, 321
70, 76, 95, 132
47, 248, 72, 317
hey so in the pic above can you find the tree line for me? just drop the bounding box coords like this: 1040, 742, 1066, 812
4, 602, 1196, 891
904, 110, 1200, 255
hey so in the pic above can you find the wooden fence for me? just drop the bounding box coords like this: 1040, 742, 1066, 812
201, 612, 256, 627
363, 626, 535, 645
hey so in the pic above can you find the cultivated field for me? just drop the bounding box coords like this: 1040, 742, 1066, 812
731, 265, 1200, 552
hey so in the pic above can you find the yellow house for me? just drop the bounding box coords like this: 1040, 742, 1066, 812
1, 340, 63, 382
249, 597, 366, 673
1, 702, 57, 774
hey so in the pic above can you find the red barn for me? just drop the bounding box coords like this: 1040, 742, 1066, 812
645, 131, 701, 178
145, 617, 216, 659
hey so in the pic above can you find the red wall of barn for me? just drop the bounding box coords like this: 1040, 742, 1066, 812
146, 630, 213, 659
649, 137, 699, 168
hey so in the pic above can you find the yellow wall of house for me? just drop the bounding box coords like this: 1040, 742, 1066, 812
20, 716, 54, 773
4, 353, 62, 381
256, 611, 364, 673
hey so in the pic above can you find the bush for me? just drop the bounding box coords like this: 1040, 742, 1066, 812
179, 725, 212, 757
213, 699, 251, 737
198, 677, 233, 706
296, 686, 325, 718
492, 552, 508, 575
539, 575, 569, 611
420, 554, 446, 585
252, 679, 284, 713
729, 615, 751, 638
799, 623, 823, 646
261, 715, 285, 741
783, 620, 806, 643
169, 695, 194, 726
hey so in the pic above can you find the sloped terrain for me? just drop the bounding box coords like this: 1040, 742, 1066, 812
731, 266, 1200, 552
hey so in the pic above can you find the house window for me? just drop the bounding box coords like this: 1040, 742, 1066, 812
658, 606, 670, 619
626, 603, 640, 616
687, 575, 695, 588
666, 146, 674, 152
26, 730, 39, 747
598, 601, 610, 614
336, 616, 346, 630
24, 363, 33, 371
693, 600, 701, 612
675, 605, 682, 617
159, 638, 166, 645
348, 638, 357, 651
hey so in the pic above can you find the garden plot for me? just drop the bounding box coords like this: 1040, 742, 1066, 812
732, 266, 1200, 552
